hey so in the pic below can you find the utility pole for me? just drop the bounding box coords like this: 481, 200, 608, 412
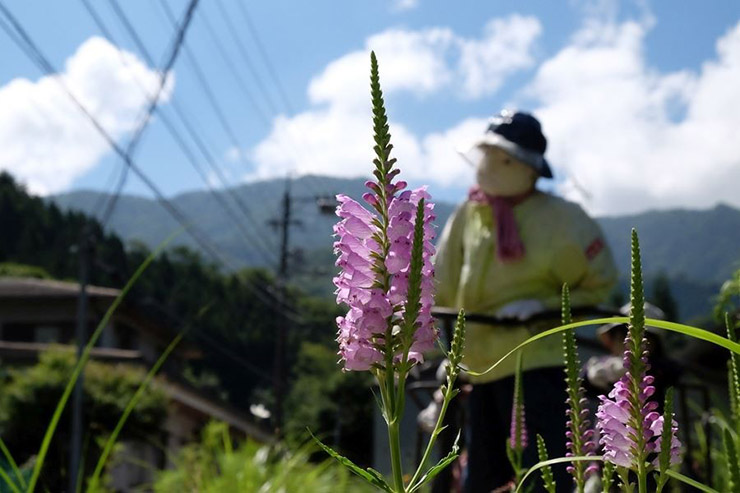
269, 177, 336, 436
273, 177, 291, 435
69, 226, 92, 492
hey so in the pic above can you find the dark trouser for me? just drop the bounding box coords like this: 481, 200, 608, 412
465, 366, 571, 493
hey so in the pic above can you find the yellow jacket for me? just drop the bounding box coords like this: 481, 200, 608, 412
434, 191, 617, 382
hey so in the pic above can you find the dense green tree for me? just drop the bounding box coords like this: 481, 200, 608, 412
652, 271, 678, 321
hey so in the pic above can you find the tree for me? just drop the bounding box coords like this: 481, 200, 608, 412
652, 271, 678, 322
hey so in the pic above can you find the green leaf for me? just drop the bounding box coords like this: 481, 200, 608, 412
408, 433, 460, 493
516, 456, 602, 493
310, 431, 394, 493
665, 470, 720, 493
465, 317, 740, 377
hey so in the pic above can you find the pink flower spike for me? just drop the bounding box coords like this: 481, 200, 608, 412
333, 171, 437, 371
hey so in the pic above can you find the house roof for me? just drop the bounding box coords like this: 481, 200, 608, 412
158, 378, 274, 443
0, 277, 120, 299
0, 340, 142, 362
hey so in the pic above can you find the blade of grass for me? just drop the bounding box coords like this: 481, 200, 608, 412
26, 232, 178, 493
465, 317, 740, 377
516, 456, 602, 492
0, 465, 20, 493
86, 331, 185, 491
0, 437, 25, 489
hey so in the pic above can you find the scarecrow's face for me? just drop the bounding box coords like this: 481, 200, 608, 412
475, 145, 538, 197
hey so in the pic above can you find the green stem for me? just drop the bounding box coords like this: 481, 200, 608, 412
388, 417, 405, 492
638, 463, 647, 493
407, 380, 456, 489
381, 320, 404, 492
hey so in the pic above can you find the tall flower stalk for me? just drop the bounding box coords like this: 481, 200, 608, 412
536, 434, 557, 493
507, 352, 528, 485
596, 230, 681, 493
561, 284, 597, 492
322, 51, 464, 493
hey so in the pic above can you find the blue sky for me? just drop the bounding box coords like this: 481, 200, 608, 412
1, 0, 739, 215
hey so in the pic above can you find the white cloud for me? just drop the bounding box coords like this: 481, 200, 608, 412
528, 17, 740, 215
252, 16, 540, 187
254, 7, 740, 216
0, 36, 172, 195
458, 15, 542, 98
308, 28, 455, 110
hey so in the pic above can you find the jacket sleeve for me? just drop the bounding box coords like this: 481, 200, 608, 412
434, 203, 467, 309
542, 204, 618, 309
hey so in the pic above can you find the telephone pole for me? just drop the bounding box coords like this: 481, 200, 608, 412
269, 177, 335, 435
273, 177, 291, 435
69, 226, 92, 492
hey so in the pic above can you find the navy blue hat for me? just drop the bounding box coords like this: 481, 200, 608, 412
475, 110, 553, 179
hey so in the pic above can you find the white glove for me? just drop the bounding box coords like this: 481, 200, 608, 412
585, 355, 625, 390
494, 299, 545, 321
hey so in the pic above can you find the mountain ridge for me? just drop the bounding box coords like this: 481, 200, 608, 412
52, 175, 740, 320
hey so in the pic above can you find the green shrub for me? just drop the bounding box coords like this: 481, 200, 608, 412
154, 422, 374, 493
0, 350, 167, 491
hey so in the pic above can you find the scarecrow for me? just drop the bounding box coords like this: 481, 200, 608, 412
434, 110, 618, 492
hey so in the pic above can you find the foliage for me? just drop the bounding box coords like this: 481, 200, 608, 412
284, 342, 374, 466
154, 422, 375, 493
0, 263, 51, 279
652, 271, 678, 322
0, 350, 167, 491
715, 268, 740, 323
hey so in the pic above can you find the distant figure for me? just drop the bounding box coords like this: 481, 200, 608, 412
434, 110, 618, 492
584, 302, 681, 410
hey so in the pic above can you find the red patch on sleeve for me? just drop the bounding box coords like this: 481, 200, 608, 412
585, 237, 605, 260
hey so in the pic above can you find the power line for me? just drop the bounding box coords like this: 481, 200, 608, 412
208, 1, 330, 201
230, 0, 294, 115
156, 0, 336, 262
96, 0, 198, 226
154, 0, 279, 212
163, 0, 272, 127
94, 0, 279, 263
152, 0, 280, 254
213, 0, 281, 117
0, 0, 304, 324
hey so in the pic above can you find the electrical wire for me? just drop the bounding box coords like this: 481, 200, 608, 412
230, 0, 294, 115
94, 0, 279, 263
97, 0, 198, 226
0, 0, 305, 324
209, 0, 331, 202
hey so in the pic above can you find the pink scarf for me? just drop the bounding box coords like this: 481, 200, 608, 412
468, 186, 532, 262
